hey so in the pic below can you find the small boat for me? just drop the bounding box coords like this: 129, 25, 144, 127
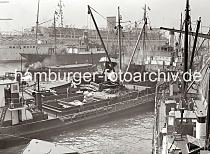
22, 139, 78, 154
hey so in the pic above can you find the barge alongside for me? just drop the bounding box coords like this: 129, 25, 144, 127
0, 79, 155, 148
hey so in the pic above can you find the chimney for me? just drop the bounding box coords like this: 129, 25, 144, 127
169, 31, 175, 47
36, 92, 42, 112
107, 16, 116, 32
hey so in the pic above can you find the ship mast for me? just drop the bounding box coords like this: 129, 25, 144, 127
118, 6, 122, 73
183, 0, 190, 103
35, 0, 40, 54
142, 4, 147, 51
124, 4, 148, 74
205, 73, 210, 149
54, 12, 57, 54
178, 13, 183, 52
58, 0, 64, 27
179, 0, 190, 126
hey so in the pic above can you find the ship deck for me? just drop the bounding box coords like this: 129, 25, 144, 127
156, 90, 203, 154
157, 98, 189, 154
166, 136, 188, 154
46, 63, 92, 69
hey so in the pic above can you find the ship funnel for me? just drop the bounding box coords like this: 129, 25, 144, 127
169, 31, 175, 47
35, 92, 42, 112
196, 115, 206, 139
107, 16, 116, 32
35, 73, 42, 111
195, 107, 206, 139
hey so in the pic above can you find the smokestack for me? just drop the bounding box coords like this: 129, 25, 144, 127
196, 115, 206, 139
169, 31, 175, 47
36, 92, 42, 112
36, 73, 42, 111
107, 16, 116, 32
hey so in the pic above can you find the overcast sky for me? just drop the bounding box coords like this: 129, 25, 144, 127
0, 0, 209, 32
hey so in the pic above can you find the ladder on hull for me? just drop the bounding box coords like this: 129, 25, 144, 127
0, 106, 8, 125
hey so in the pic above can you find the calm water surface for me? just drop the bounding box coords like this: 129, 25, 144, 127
0, 63, 23, 75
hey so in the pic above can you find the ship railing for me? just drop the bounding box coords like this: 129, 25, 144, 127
59, 93, 155, 122
165, 92, 200, 100
60, 104, 113, 121
43, 93, 83, 102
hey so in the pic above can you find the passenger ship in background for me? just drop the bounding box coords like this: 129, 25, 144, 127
0, 28, 102, 63
0, 23, 167, 64
0, 43, 49, 62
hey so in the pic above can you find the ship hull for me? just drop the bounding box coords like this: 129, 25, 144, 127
0, 94, 154, 148
0, 44, 51, 63
20, 52, 108, 66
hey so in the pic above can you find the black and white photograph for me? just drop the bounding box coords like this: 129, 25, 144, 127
0, 0, 210, 153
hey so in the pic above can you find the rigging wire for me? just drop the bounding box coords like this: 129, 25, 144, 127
89, 6, 145, 31
89, 6, 116, 29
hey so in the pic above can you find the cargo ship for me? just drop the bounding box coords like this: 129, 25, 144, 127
152, 0, 210, 153
0, 73, 155, 148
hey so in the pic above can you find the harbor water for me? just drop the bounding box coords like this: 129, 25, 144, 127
0, 63, 154, 154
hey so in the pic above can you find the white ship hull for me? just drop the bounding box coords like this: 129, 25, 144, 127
0, 44, 50, 62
